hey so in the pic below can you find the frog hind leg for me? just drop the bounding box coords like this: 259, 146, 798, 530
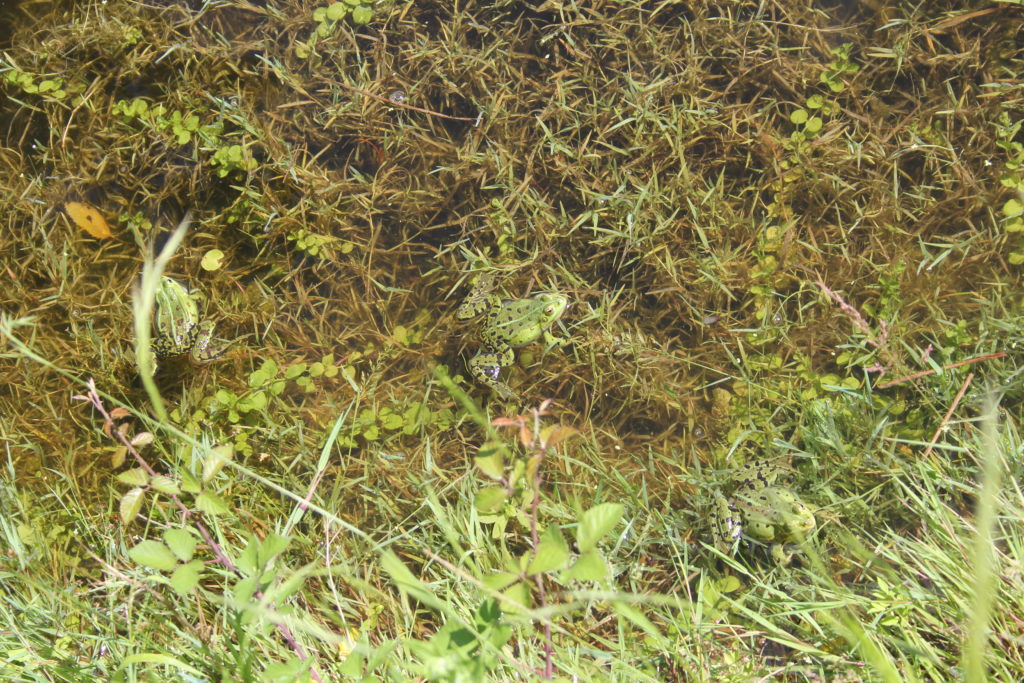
190, 320, 230, 362
469, 342, 516, 398
152, 321, 198, 360
456, 274, 499, 320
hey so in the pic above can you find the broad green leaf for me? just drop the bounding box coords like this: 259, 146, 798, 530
233, 575, 259, 602
1003, 198, 1023, 217
576, 502, 624, 553
195, 492, 230, 515
260, 534, 291, 565
789, 108, 808, 124
481, 571, 519, 591
527, 539, 571, 575
149, 474, 181, 496
262, 656, 310, 682
326, 3, 348, 21
200, 249, 224, 271
474, 486, 507, 513
562, 550, 607, 582
170, 560, 204, 596
806, 116, 823, 133
180, 469, 201, 494
119, 488, 145, 524
202, 444, 234, 483
238, 391, 268, 412
502, 581, 531, 612
236, 538, 259, 575
117, 467, 149, 487
128, 540, 178, 571
164, 528, 197, 562
351, 5, 372, 23
527, 525, 570, 574
475, 445, 504, 479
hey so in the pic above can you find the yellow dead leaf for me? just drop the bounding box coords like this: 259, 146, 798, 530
65, 201, 112, 239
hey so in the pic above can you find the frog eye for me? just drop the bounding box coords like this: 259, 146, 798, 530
544, 305, 557, 316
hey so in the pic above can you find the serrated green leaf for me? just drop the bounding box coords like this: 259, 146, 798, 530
527, 539, 571, 575
237, 538, 259, 574
563, 550, 607, 582
475, 443, 505, 479
576, 502, 624, 552
180, 469, 201, 494
202, 444, 233, 483
481, 571, 520, 591
170, 560, 204, 596
263, 657, 310, 681
474, 486, 507, 513
164, 528, 197, 562
117, 468, 149, 487
129, 540, 178, 571
260, 534, 291, 565
502, 581, 531, 612
233, 575, 258, 602
149, 474, 181, 496
120, 488, 145, 525
195, 492, 230, 515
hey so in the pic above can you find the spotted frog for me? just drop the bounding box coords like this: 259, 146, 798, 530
150, 276, 228, 370
711, 461, 816, 566
456, 274, 569, 398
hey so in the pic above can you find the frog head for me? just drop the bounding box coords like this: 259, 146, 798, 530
532, 292, 568, 327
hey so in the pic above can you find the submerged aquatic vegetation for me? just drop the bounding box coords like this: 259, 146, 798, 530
1, 0, 1024, 679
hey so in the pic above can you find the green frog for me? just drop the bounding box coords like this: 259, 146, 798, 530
150, 276, 228, 370
456, 274, 569, 398
711, 461, 816, 566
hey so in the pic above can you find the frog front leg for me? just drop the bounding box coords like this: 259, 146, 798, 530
541, 329, 568, 349
469, 341, 516, 398
769, 542, 797, 566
